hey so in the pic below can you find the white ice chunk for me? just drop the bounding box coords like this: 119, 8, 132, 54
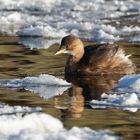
18, 25, 67, 38
0, 74, 71, 99
0, 112, 120, 140
130, 35, 140, 43
90, 74, 140, 112
115, 74, 140, 93
18, 37, 59, 49
0, 103, 41, 115
26, 85, 69, 99
0, 12, 37, 35
0, 0, 58, 11
0, 113, 63, 136
0, 74, 71, 87
92, 26, 120, 43
91, 93, 140, 112
121, 26, 140, 34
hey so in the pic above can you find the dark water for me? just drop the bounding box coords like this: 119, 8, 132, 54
0, 36, 140, 140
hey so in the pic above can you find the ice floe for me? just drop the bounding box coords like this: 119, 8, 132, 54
92, 25, 120, 43
0, 0, 58, 11
90, 93, 140, 112
90, 74, 140, 112
121, 26, 140, 34
0, 99, 120, 140
130, 35, 140, 43
18, 25, 67, 38
0, 74, 71, 99
0, 74, 71, 87
0, 0, 140, 43
0, 103, 41, 115
0, 12, 37, 35
26, 85, 69, 99
0, 107, 120, 140
18, 37, 59, 49
114, 74, 140, 93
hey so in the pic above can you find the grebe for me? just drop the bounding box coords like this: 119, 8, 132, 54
55, 35, 136, 75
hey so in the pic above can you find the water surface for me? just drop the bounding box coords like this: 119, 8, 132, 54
0, 36, 140, 140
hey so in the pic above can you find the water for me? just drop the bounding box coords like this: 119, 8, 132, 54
0, 0, 140, 139
0, 36, 140, 139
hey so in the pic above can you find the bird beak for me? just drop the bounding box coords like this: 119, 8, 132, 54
55, 48, 70, 55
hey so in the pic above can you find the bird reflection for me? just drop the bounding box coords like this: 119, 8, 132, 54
68, 86, 84, 118
66, 74, 123, 100
55, 74, 123, 118
54, 86, 84, 119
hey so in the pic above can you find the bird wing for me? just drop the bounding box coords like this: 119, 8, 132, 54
80, 44, 122, 70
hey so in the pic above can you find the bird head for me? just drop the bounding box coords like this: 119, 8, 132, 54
55, 35, 84, 56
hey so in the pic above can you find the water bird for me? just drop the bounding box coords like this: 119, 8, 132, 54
55, 35, 136, 75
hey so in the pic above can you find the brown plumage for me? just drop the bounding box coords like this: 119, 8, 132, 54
55, 35, 136, 75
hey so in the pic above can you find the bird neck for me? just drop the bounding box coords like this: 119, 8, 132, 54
72, 47, 84, 63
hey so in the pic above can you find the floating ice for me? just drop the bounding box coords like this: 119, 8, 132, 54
114, 74, 140, 93
0, 103, 41, 115
121, 26, 140, 34
0, 0, 140, 43
0, 103, 120, 140
18, 37, 59, 49
26, 85, 69, 99
0, 74, 71, 99
130, 35, 140, 43
0, 12, 37, 35
18, 25, 67, 38
0, 0, 58, 11
0, 112, 120, 140
0, 113, 63, 138
0, 74, 71, 87
90, 74, 140, 112
90, 93, 140, 112
92, 25, 120, 43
